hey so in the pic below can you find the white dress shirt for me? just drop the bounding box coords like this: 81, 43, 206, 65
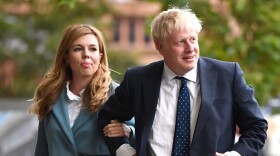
147, 63, 201, 156
66, 81, 84, 128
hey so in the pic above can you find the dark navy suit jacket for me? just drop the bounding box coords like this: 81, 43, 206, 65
98, 57, 267, 156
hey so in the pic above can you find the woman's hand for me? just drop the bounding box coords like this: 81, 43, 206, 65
103, 120, 132, 139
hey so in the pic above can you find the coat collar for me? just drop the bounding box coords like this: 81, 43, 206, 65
52, 82, 117, 143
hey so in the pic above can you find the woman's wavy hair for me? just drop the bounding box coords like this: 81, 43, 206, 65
29, 24, 112, 120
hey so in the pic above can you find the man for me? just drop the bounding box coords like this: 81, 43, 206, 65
98, 7, 267, 156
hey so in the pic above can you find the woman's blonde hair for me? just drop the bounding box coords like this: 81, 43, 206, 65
151, 7, 202, 45
29, 24, 112, 120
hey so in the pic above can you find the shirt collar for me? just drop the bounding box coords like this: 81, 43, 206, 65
66, 81, 85, 101
163, 63, 198, 83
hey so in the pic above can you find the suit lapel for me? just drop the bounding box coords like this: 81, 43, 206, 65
192, 58, 217, 143
141, 61, 164, 146
52, 88, 77, 152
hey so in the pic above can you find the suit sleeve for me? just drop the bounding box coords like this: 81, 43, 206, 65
232, 63, 268, 155
34, 120, 49, 156
98, 70, 134, 155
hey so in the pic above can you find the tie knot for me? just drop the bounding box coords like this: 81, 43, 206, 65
175, 76, 188, 84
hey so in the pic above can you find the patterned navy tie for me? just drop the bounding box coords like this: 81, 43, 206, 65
172, 76, 190, 156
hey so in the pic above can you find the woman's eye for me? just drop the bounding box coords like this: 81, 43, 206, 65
90, 47, 97, 51
73, 47, 82, 51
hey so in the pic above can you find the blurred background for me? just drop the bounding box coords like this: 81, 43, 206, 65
0, 0, 279, 155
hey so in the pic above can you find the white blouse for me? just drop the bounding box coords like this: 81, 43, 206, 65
66, 81, 84, 127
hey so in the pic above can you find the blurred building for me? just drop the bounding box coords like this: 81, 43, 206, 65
109, 0, 160, 52
106, 0, 163, 64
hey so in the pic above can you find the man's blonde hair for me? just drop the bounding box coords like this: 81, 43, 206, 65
151, 7, 202, 45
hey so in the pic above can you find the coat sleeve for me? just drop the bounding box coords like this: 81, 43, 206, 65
98, 71, 134, 155
232, 63, 268, 155
127, 118, 136, 148
34, 120, 49, 156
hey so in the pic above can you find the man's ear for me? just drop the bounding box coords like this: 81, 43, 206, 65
155, 41, 163, 51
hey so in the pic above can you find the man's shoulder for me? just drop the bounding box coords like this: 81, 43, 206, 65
200, 56, 235, 64
127, 60, 164, 73
200, 57, 236, 68
199, 57, 241, 75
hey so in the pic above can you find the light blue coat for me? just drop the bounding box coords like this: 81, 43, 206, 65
34, 82, 135, 156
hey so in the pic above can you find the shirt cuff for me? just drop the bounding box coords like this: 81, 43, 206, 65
128, 126, 133, 139
116, 144, 136, 156
224, 151, 241, 156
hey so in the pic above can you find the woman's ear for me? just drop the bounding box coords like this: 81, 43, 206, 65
99, 53, 103, 61
64, 55, 69, 64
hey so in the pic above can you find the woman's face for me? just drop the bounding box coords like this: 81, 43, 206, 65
65, 34, 102, 81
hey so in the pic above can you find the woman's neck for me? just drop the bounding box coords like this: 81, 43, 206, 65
69, 77, 91, 96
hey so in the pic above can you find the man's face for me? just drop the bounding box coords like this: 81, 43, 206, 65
159, 27, 200, 76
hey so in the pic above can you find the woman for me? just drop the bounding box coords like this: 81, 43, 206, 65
29, 24, 135, 156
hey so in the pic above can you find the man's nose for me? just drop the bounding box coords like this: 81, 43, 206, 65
184, 42, 194, 52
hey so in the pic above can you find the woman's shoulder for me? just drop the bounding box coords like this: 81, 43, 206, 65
110, 81, 119, 89
108, 81, 119, 95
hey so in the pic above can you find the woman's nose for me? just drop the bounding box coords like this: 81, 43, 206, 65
82, 49, 90, 58
82, 50, 89, 58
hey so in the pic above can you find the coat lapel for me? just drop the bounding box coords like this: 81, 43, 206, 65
72, 108, 92, 133
52, 88, 77, 152
141, 61, 163, 146
72, 82, 116, 134
192, 57, 217, 143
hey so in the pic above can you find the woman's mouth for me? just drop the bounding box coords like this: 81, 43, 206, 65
81, 62, 91, 68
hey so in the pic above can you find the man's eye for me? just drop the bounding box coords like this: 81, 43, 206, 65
177, 40, 184, 45
191, 38, 197, 42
